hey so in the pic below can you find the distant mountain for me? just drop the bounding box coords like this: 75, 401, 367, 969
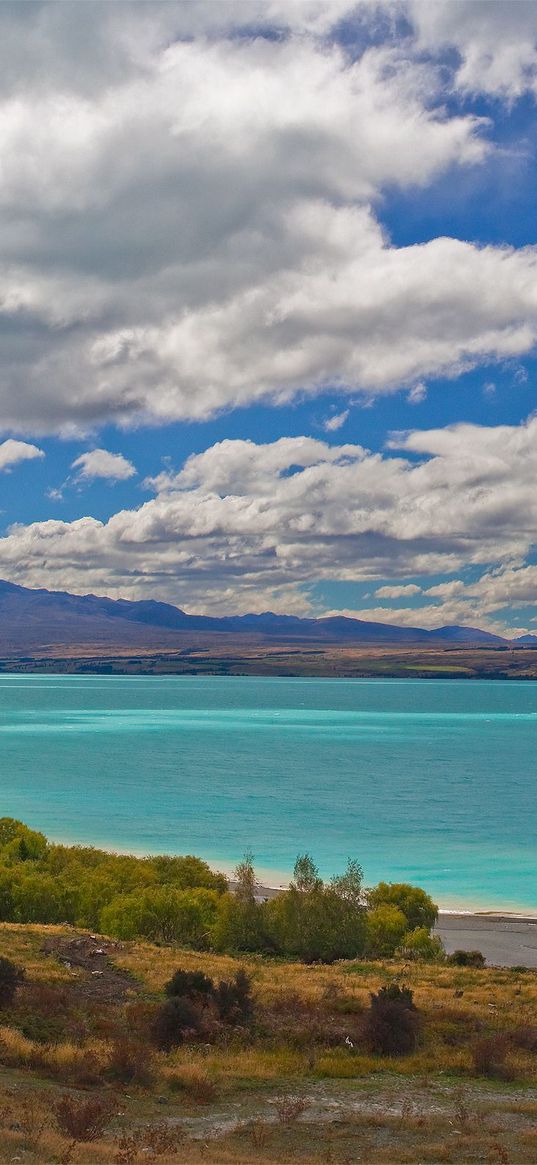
0, 578, 509, 656
514, 634, 537, 645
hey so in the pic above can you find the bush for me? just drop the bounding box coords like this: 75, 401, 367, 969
151, 996, 202, 1050
0, 955, 24, 1006
448, 949, 486, 968
471, 1034, 512, 1079
509, 1025, 537, 1052
107, 1038, 154, 1085
215, 969, 253, 1024
364, 983, 421, 1055
398, 927, 445, 962
367, 882, 438, 931
54, 1094, 113, 1143
365, 905, 408, 958
168, 1066, 218, 1103
165, 969, 214, 999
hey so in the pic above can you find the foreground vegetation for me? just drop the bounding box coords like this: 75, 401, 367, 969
0, 819, 443, 962
0, 922, 535, 1162
0, 819, 535, 1161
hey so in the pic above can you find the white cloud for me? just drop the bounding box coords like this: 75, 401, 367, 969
375, 583, 422, 598
71, 449, 136, 482
322, 409, 350, 432
0, 438, 44, 472
1, 5, 530, 435
410, 0, 537, 98
1, 419, 537, 630
407, 382, 427, 405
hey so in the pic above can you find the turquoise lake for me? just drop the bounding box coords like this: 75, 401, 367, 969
0, 674, 536, 912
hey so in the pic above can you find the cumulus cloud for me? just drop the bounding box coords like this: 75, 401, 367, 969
410, 0, 537, 98
3, 3, 536, 434
71, 449, 136, 482
1, 419, 537, 631
375, 583, 422, 598
0, 439, 44, 472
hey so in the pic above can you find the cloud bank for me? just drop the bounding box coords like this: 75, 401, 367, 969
0, 2, 536, 435
1, 419, 537, 631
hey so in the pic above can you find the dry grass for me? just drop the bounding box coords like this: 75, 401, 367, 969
0, 924, 534, 1163
0, 1090, 537, 1164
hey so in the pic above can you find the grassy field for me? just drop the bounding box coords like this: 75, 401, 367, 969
0, 924, 535, 1162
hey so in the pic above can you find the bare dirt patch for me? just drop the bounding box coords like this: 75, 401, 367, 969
41, 932, 141, 1004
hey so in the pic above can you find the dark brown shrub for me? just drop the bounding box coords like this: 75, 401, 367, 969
471, 1034, 512, 1079
509, 1025, 537, 1052
54, 1093, 113, 1142
0, 957, 24, 1007
165, 969, 214, 999
150, 996, 202, 1050
215, 970, 253, 1024
364, 983, 421, 1056
107, 1037, 154, 1085
448, 950, 486, 968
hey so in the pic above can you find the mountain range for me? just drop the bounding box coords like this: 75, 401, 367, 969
0, 579, 520, 657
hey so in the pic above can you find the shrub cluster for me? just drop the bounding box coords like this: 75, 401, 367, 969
0, 819, 442, 964
151, 967, 253, 1049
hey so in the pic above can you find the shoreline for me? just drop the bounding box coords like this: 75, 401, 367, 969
252, 881, 537, 920
32, 833, 537, 964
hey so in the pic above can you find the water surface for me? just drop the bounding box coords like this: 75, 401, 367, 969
0, 675, 535, 911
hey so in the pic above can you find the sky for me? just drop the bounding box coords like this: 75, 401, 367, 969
1, 1, 537, 635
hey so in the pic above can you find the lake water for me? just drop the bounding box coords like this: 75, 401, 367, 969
0, 674, 535, 912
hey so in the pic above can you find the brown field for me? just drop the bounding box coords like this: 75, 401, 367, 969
0, 924, 536, 1162
2, 644, 537, 679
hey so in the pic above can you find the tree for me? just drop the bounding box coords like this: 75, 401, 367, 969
330, 858, 364, 906
0, 818, 47, 863
292, 853, 322, 894
264, 883, 366, 963
211, 891, 265, 953
367, 883, 438, 932
234, 850, 258, 903
100, 886, 219, 945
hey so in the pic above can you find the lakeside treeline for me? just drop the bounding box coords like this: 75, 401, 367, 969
0, 818, 443, 963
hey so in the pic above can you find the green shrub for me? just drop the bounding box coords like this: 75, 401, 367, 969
367, 883, 438, 931
365, 905, 407, 958
398, 926, 445, 962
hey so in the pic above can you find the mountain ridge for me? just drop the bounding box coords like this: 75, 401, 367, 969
0, 578, 512, 654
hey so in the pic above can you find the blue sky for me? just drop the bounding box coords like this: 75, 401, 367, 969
1, 1, 537, 634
